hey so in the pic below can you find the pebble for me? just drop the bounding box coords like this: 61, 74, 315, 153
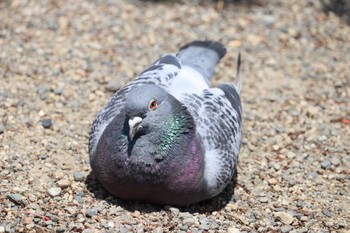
106, 80, 121, 92
6, 193, 23, 205
274, 212, 294, 225
47, 187, 62, 197
330, 156, 340, 166
273, 163, 281, 171
54, 170, 65, 180
199, 223, 209, 231
153, 227, 163, 233
323, 209, 331, 217
227, 227, 240, 233
320, 160, 332, 169
210, 221, 219, 229
199, 217, 210, 230
281, 225, 293, 233
23, 217, 32, 225
54, 86, 64, 95
286, 151, 296, 159
0, 226, 4, 233
86, 208, 98, 218
73, 172, 85, 182
168, 207, 180, 216
57, 179, 70, 189
133, 210, 141, 217
268, 178, 278, 185
42, 118, 53, 129
75, 191, 84, 202
259, 197, 269, 203
37, 85, 48, 100
183, 217, 195, 226
136, 228, 144, 233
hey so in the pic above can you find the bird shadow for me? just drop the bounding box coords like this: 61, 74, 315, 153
85, 170, 238, 214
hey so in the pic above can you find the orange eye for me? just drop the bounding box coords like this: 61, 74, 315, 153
149, 99, 157, 110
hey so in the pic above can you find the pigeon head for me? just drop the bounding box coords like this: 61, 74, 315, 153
120, 83, 197, 168
124, 84, 170, 141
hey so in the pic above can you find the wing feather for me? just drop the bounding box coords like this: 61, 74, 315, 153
181, 86, 242, 195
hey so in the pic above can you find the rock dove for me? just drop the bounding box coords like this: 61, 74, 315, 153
89, 41, 242, 206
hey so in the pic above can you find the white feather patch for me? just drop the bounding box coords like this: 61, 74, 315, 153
167, 66, 209, 100
203, 150, 223, 192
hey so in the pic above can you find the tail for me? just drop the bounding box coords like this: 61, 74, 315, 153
177, 41, 226, 85
235, 52, 242, 94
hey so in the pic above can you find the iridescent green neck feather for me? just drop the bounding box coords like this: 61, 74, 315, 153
157, 113, 189, 155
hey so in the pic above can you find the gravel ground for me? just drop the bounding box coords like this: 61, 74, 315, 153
0, 0, 349, 232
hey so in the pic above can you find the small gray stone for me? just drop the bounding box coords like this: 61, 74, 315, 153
227, 227, 240, 233
86, 208, 98, 218
57, 179, 70, 189
153, 227, 163, 233
73, 172, 85, 182
286, 151, 296, 159
5, 225, 11, 233
136, 228, 145, 233
259, 197, 269, 203
54, 86, 64, 95
320, 160, 331, 169
274, 212, 294, 225
37, 85, 48, 99
330, 156, 340, 166
82, 229, 96, 233
169, 207, 180, 216
288, 108, 299, 117
262, 15, 276, 27
7, 193, 23, 205
137, 228, 144, 233
275, 127, 285, 133
323, 209, 331, 217
42, 118, 53, 129
183, 217, 195, 226
273, 163, 281, 171
38, 154, 47, 160
210, 221, 219, 229
296, 200, 303, 208
46, 17, 58, 30
75, 191, 84, 202
227, 227, 241, 233
106, 80, 121, 92
199, 223, 209, 231
308, 172, 318, 179
47, 187, 61, 197
281, 225, 292, 233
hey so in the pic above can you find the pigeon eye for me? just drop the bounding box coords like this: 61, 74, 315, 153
148, 99, 157, 110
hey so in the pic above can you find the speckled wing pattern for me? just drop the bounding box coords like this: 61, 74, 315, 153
88, 54, 182, 160
181, 84, 242, 196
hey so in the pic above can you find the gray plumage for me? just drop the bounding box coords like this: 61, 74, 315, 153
89, 41, 242, 206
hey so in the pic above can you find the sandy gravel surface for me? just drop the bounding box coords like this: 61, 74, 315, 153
0, 0, 349, 232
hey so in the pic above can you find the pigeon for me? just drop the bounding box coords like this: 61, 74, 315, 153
89, 41, 242, 206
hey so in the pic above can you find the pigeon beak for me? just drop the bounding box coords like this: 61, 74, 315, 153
128, 116, 143, 140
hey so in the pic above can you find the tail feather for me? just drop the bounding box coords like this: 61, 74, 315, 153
235, 52, 242, 94
177, 41, 227, 85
